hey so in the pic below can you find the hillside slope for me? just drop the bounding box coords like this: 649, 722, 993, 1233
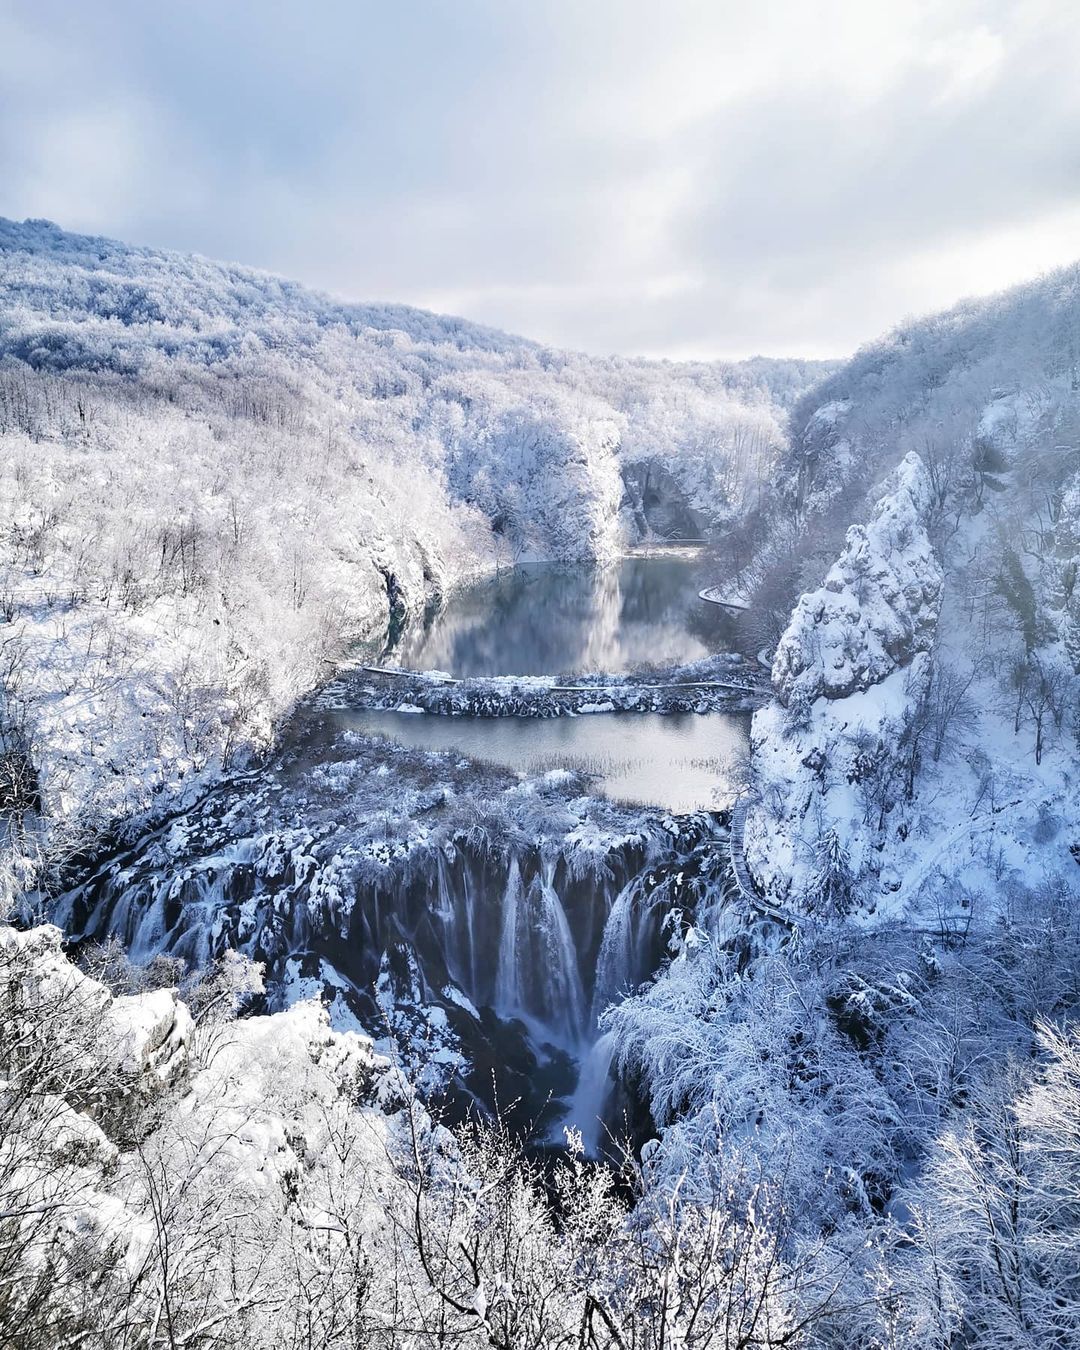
0, 218, 828, 862
595, 269, 1080, 1348
747, 264, 1080, 920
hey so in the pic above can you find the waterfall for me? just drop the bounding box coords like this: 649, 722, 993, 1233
460, 858, 479, 998
590, 878, 638, 1030
433, 850, 455, 924
130, 890, 168, 962
532, 859, 587, 1046
53, 789, 721, 1144
494, 855, 523, 1016
434, 849, 477, 996
563, 1030, 617, 1155
494, 854, 588, 1048
589, 873, 668, 1031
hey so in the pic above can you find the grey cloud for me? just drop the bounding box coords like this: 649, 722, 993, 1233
2, 0, 1079, 357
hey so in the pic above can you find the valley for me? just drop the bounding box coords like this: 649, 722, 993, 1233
2, 216, 1080, 1347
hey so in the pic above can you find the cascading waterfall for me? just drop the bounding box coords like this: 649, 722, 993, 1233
494, 855, 523, 1017
532, 858, 588, 1046
590, 876, 640, 1031
589, 871, 670, 1030
53, 774, 723, 1148
559, 870, 673, 1152
495, 854, 588, 1047
435, 848, 479, 996
565, 1031, 618, 1154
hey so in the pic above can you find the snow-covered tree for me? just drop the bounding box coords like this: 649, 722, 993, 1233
745, 453, 942, 909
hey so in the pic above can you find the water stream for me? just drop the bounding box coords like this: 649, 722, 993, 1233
55, 556, 748, 1152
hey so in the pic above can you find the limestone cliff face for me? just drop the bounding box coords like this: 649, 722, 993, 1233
772, 452, 943, 717
619, 460, 709, 541
745, 454, 943, 912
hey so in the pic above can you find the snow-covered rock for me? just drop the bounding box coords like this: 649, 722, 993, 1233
0, 922, 450, 1345
746, 454, 943, 911
1, 923, 192, 1086
108, 988, 193, 1086
771, 452, 942, 716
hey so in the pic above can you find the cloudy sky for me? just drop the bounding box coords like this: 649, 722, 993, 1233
2, 0, 1080, 358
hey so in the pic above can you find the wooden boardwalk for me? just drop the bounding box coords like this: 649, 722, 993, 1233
699, 586, 750, 611
728, 798, 801, 928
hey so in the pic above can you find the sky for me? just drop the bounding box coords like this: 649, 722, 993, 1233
2, 0, 1080, 360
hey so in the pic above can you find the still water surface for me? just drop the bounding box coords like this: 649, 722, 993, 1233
341, 555, 750, 812
393, 555, 735, 676
333, 706, 746, 813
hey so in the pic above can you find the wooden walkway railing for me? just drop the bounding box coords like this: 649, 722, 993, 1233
728, 798, 801, 928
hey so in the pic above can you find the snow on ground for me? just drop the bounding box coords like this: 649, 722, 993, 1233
0, 919, 473, 1345
748, 327, 1080, 927
0, 216, 826, 875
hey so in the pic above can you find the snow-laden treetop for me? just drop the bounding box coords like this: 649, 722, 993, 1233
0, 215, 827, 394
771, 452, 943, 712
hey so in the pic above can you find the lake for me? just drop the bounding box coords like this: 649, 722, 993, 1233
341, 554, 751, 812
391, 553, 740, 676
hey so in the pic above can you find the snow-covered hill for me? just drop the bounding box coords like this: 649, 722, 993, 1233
580, 273, 1080, 1348
745, 264, 1080, 922
778, 260, 1080, 585
4, 223, 1080, 1348
0, 218, 827, 859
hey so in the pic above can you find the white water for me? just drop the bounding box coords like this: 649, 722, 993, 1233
564, 1031, 618, 1154
533, 859, 588, 1046
494, 856, 523, 1016
494, 855, 588, 1048
590, 878, 639, 1030
435, 849, 479, 996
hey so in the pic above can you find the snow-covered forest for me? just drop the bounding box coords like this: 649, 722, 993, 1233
3, 215, 1080, 1349
0, 218, 823, 864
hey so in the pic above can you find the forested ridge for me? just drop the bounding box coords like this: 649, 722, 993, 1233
2, 220, 1080, 1348
0, 216, 825, 864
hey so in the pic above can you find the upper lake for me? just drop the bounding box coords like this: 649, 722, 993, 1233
339, 553, 752, 813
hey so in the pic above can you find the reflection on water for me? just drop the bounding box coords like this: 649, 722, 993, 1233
333, 708, 748, 814
392, 555, 738, 677
345, 555, 751, 813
